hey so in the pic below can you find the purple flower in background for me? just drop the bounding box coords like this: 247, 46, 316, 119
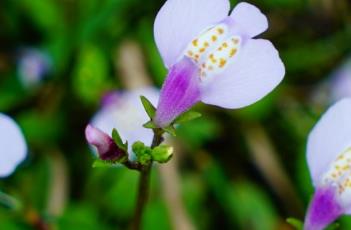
17, 48, 52, 88
305, 98, 351, 230
86, 87, 159, 159
153, 0, 285, 127
0, 113, 27, 177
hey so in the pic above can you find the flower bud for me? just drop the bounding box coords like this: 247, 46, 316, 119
85, 125, 125, 161
151, 145, 173, 163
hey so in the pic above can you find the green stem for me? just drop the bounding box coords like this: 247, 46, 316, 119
131, 129, 164, 230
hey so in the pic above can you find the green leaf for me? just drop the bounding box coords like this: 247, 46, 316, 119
143, 120, 157, 129
286, 218, 303, 230
151, 145, 173, 163
163, 125, 177, 137
111, 128, 127, 151
174, 111, 202, 124
92, 159, 118, 168
140, 96, 156, 119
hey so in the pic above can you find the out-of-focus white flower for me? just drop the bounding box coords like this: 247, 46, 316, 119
89, 87, 159, 159
0, 113, 27, 177
311, 56, 351, 106
17, 48, 52, 88
330, 58, 351, 102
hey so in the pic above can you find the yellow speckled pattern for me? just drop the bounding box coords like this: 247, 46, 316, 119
184, 24, 241, 81
322, 147, 351, 201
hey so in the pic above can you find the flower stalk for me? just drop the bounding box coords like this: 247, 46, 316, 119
131, 128, 164, 230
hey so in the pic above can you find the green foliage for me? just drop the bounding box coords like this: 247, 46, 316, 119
173, 110, 202, 124
73, 44, 111, 105
287, 218, 303, 230
140, 96, 156, 119
111, 128, 128, 152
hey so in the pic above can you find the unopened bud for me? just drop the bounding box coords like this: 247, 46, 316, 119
85, 125, 125, 161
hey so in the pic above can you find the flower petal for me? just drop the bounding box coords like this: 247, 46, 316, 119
201, 39, 284, 109
155, 58, 201, 127
307, 98, 351, 186
0, 113, 27, 177
154, 0, 230, 68
304, 186, 343, 230
230, 2, 268, 38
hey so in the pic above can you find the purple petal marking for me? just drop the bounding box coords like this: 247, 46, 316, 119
85, 125, 125, 161
155, 58, 201, 127
304, 186, 343, 230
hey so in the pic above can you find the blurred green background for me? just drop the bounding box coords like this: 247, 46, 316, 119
1, 0, 351, 229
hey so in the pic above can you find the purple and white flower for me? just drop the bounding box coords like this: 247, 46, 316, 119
154, 0, 285, 127
305, 98, 351, 230
86, 87, 159, 159
0, 113, 27, 177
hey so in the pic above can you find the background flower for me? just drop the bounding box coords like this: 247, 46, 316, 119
89, 87, 159, 158
0, 113, 27, 177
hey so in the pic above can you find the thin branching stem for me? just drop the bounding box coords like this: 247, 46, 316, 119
131, 129, 164, 230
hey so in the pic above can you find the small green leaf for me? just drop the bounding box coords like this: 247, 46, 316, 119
286, 218, 303, 230
112, 128, 127, 151
143, 120, 157, 129
174, 111, 202, 124
163, 125, 177, 137
92, 159, 118, 168
151, 145, 173, 163
140, 96, 156, 119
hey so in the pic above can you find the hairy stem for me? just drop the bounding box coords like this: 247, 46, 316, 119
131, 129, 164, 230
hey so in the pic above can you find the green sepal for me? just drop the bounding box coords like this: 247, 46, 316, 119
163, 125, 177, 137
112, 128, 128, 152
143, 120, 158, 129
92, 159, 118, 168
132, 141, 152, 165
140, 96, 156, 119
174, 110, 202, 124
151, 145, 173, 163
286, 218, 303, 230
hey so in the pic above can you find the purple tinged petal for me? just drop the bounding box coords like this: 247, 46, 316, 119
85, 125, 125, 161
155, 58, 201, 127
201, 39, 284, 109
230, 2, 268, 38
154, 0, 230, 68
0, 113, 27, 177
304, 186, 343, 230
307, 98, 351, 186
